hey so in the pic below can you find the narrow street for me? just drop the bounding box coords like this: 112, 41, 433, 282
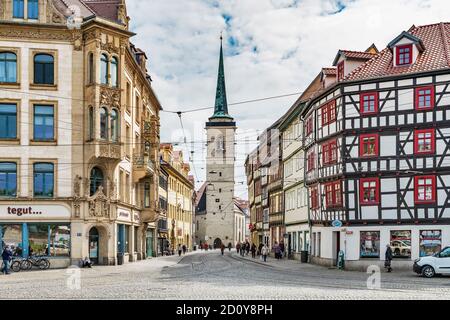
0, 251, 448, 300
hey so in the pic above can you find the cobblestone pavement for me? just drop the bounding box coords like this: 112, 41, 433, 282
0, 250, 449, 299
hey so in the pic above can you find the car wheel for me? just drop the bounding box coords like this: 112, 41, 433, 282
422, 265, 435, 278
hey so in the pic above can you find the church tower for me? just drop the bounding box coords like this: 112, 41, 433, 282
204, 36, 237, 248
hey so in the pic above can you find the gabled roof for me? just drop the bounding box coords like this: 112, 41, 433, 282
387, 31, 425, 51
346, 22, 450, 81
81, 0, 123, 23
322, 67, 337, 76
332, 49, 378, 66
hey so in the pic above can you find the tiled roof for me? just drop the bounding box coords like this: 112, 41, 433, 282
81, 0, 121, 22
322, 67, 337, 76
346, 22, 450, 81
340, 50, 377, 60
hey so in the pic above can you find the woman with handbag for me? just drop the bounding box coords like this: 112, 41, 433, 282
385, 244, 393, 272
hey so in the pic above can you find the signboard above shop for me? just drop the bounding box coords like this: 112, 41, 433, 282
0, 204, 71, 220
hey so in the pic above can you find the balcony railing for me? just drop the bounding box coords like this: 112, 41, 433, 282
133, 154, 156, 182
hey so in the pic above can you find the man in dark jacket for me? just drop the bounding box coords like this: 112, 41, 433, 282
2, 246, 13, 275
385, 244, 393, 272
251, 244, 257, 259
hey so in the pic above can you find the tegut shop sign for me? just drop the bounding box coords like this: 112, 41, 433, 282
0, 204, 71, 220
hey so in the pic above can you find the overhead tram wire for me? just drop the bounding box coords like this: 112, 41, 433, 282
176, 111, 200, 183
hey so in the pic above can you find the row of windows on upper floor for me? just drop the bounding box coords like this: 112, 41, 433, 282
0, 51, 54, 85
305, 128, 437, 172
303, 86, 436, 137
12, 0, 38, 20
0, 51, 120, 88
309, 175, 437, 210
0, 103, 121, 143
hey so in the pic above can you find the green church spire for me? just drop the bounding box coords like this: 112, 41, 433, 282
211, 35, 233, 119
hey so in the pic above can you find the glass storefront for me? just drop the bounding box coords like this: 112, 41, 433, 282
1, 223, 70, 257
360, 231, 380, 258
419, 230, 442, 257
390, 230, 411, 258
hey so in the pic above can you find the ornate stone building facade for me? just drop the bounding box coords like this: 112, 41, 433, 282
0, 0, 161, 266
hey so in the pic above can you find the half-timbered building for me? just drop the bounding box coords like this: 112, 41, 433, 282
304, 23, 450, 270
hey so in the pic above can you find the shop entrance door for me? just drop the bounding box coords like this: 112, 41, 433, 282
89, 227, 99, 265
332, 231, 340, 266
146, 231, 153, 258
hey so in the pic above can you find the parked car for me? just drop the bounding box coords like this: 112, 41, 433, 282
413, 246, 450, 278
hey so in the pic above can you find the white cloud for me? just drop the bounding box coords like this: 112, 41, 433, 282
127, 0, 450, 196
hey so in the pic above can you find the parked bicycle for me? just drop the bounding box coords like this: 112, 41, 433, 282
20, 255, 50, 270
1, 256, 24, 273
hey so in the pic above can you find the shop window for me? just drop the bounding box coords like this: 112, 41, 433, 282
49, 224, 70, 257
360, 231, 380, 258
390, 230, 411, 258
0, 225, 22, 256
0, 103, 17, 139
90, 167, 104, 196
360, 178, 379, 205
0, 162, 17, 197
414, 129, 435, 154
0, 52, 17, 83
322, 139, 337, 165
360, 92, 378, 115
414, 175, 436, 204
34, 54, 54, 85
419, 230, 442, 257
100, 53, 109, 85
28, 224, 49, 256
396, 44, 412, 66
33, 163, 54, 198
27, 0, 38, 19
415, 86, 434, 110
359, 134, 379, 157
33, 105, 54, 141
100, 107, 108, 139
13, 0, 24, 18
325, 180, 342, 208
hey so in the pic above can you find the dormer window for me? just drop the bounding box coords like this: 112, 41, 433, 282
396, 44, 412, 65
337, 61, 344, 81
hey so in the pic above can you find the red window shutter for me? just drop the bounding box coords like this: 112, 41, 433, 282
414, 129, 435, 154
415, 86, 435, 110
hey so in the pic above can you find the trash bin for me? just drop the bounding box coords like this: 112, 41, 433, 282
117, 253, 124, 265
300, 250, 309, 263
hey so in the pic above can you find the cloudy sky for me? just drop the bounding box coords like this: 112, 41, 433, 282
127, 0, 449, 198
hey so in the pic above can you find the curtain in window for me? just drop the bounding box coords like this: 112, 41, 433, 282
34, 54, 54, 85
33, 163, 54, 197
110, 109, 119, 142
100, 54, 109, 85
0, 52, 17, 83
13, 0, 24, 18
34, 105, 54, 140
28, 0, 39, 19
111, 57, 118, 87
0, 162, 17, 197
0, 104, 17, 139
100, 107, 108, 139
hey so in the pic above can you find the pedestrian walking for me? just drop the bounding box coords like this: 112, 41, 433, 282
261, 244, 269, 262
245, 241, 250, 256
258, 243, 263, 256
279, 241, 285, 259
220, 243, 225, 255
178, 244, 182, 257
273, 242, 281, 260
228, 242, 232, 252
251, 243, 256, 259
385, 244, 393, 272
236, 242, 241, 254
182, 244, 187, 255
1, 246, 13, 275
